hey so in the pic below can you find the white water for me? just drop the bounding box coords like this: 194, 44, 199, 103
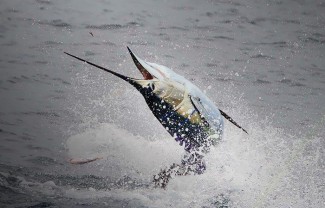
65, 110, 323, 207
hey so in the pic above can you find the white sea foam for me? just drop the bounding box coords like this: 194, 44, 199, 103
65, 115, 303, 207
67, 123, 183, 180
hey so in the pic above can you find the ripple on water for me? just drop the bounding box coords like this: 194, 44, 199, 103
278, 78, 306, 87
34, 60, 48, 65
39, 19, 71, 28
246, 41, 289, 48
90, 40, 116, 46
160, 26, 189, 31
254, 79, 271, 84
213, 35, 234, 41
6, 75, 30, 84
299, 36, 325, 44
28, 156, 59, 166
1, 41, 17, 47
44, 40, 63, 46
0, 128, 17, 136
51, 77, 71, 85
20, 111, 60, 118
86, 22, 142, 30
127, 40, 153, 46
206, 63, 219, 68
250, 53, 275, 60
35, 0, 53, 5
84, 51, 96, 56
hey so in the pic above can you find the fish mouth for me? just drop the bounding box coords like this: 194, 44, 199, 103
127, 47, 167, 81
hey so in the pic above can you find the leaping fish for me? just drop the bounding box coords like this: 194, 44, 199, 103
64, 47, 247, 188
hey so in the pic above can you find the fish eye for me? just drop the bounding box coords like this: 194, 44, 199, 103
148, 82, 155, 91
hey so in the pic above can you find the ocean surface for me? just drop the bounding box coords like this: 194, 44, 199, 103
0, 0, 324, 207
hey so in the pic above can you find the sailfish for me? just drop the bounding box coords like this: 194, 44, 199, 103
64, 47, 247, 188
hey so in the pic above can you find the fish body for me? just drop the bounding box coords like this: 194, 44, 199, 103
132, 70, 223, 152
64, 47, 247, 188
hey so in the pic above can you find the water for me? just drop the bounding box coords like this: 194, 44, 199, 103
0, 0, 324, 207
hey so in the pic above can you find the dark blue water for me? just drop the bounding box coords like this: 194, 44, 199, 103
0, 0, 324, 207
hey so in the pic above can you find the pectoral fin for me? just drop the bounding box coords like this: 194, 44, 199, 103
190, 96, 222, 129
190, 96, 248, 134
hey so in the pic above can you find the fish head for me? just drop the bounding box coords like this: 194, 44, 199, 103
126, 47, 185, 103
127, 49, 216, 147
127, 47, 168, 81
